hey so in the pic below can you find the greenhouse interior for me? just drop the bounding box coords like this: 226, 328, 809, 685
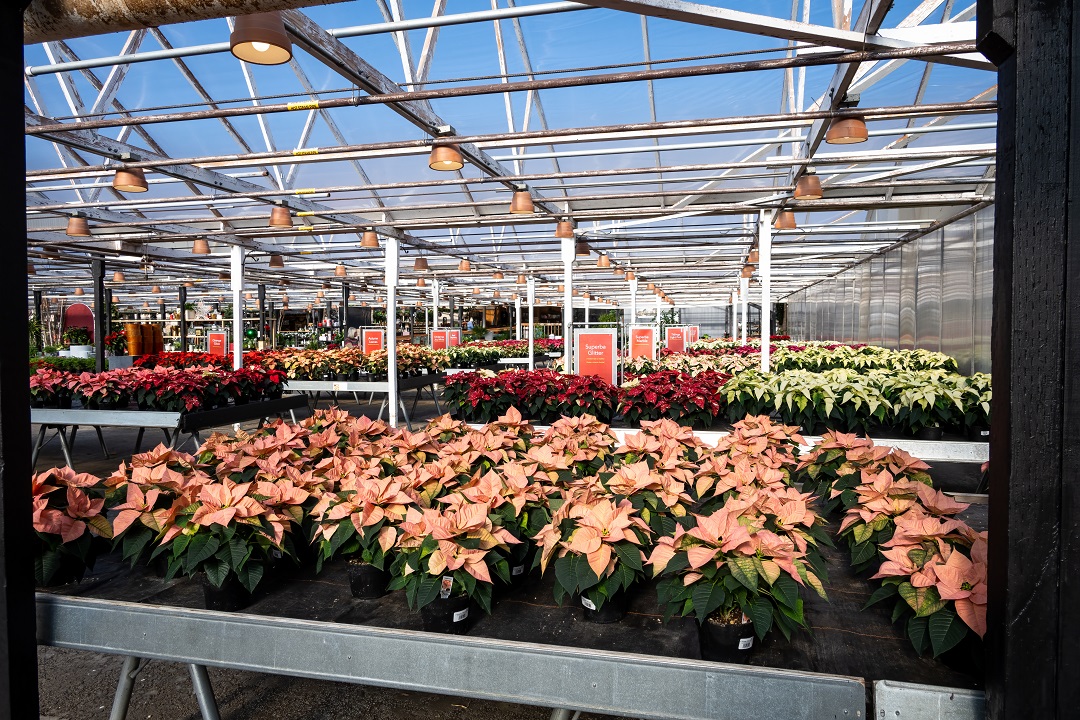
8, 0, 1074, 718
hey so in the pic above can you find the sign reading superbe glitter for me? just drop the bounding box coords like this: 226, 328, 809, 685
574, 329, 617, 385
629, 326, 657, 361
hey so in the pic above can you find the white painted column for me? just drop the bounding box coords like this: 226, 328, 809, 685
739, 276, 749, 345
584, 294, 590, 328
561, 234, 574, 375
629, 278, 638, 336
230, 246, 244, 370
729, 290, 738, 339
655, 293, 661, 341
515, 294, 521, 340
431, 278, 439, 333
526, 277, 536, 371
385, 235, 399, 427
759, 210, 772, 372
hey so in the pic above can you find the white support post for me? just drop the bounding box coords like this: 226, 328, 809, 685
385, 235, 399, 427
655, 293, 661, 339
584, 294, 590, 328
739, 276, 750, 345
431, 278, 439, 333
526, 277, 536, 371
629, 278, 638, 338
230, 246, 244, 370
515, 294, 521, 340
561, 235, 574, 375
729, 290, 738, 339
759, 210, 772, 372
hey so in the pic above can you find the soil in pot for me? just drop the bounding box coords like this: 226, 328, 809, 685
915, 426, 944, 441
700, 611, 756, 663
420, 594, 474, 634
201, 574, 252, 612
580, 591, 630, 624
346, 560, 390, 599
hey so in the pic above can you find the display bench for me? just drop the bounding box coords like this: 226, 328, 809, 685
30, 396, 310, 469
285, 373, 444, 430
35, 534, 984, 720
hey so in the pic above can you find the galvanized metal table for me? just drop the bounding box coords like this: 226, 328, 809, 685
285, 373, 444, 429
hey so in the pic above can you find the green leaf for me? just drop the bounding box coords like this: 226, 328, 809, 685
183, 534, 221, 574
203, 558, 229, 588
612, 542, 643, 572
849, 541, 878, 567
907, 615, 930, 655
727, 557, 759, 592
770, 573, 799, 609
898, 582, 947, 617
576, 555, 601, 591
238, 561, 264, 594
691, 582, 726, 623
416, 573, 443, 610
928, 608, 969, 657
555, 555, 579, 595
746, 598, 774, 640
863, 583, 899, 609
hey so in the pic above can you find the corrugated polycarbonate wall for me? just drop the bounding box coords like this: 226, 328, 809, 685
783, 206, 993, 375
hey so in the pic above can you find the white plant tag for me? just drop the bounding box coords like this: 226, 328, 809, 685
511, 565, 524, 576
452, 608, 469, 623
738, 637, 754, 650
980, 430, 989, 437
581, 597, 597, 611
440, 575, 453, 599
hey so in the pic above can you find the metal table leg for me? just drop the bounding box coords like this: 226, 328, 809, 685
94, 425, 110, 458
428, 384, 443, 415
109, 656, 143, 720
549, 710, 580, 720
133, 427, 145, 454
187, 664, 221, 720
31, 424, 47, 468
399, 395, 412, 431
56, 426, 75, 469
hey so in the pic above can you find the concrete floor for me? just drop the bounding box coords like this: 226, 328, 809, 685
34, 392, 623, 720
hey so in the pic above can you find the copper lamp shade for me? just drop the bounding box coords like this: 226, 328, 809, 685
73, 288, 84, 296
794, 172, 822, 200
361, 230, 380, 248
316, 291, 324, 299
555, 221, 575, 238
151, 285, 161, 293
269, 206, 292, 228
218, 272, 230, 281
112, 271, 125, 283
245, 292, 253, 301
625, 271, 635, 281
748, 249, 760, 264
492, 271, 504, 280
597, 254, 611, 268
741, 265, 754, 278
774, 211, 797, 230
349, 294, 356, 301
614, 267, 625, 275
458, 259, 471, 272
192, 238, 210, 254
825, 116, 868, 144
66, 216, 90, 237
576, 241, 591, 257
516, 273, 527, 285
417, 278, 426, 287
509, 189, 534, 214
28, 262, 36, 275
282, 294, 290, 303
321, 281, 331, 289
268, 254, 285, 268
112, 167, 148, 193
230, 11, 292, 65
472, 288, 481, 295
647, 283, 655, 290
335, 264, 347, 277
184, 282, 195, 288
428, 144, 464, 171
582, 293, 591, 300
557, 284, 565, 292
142, 302, 150, 309
413, 257, 429, 272
493, 290, 501, 298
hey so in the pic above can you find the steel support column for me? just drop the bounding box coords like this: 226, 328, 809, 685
739, 276, 749, 344
178, 286, 187, 352
759, 210, 772, 372
385, 235, 399, 426
257, 283, 266, 343
561, 235, 574, 374
527, 277, 536, 370
230, 246, 244, 370
92, 258, 105, 372
341, 283, 349, 334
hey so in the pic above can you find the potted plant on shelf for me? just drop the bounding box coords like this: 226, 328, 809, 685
535, 496, 651, 623
311, 475, 414, 598
183, 302, 197, 321
388, 501, 519, 633
72, 370, 131, 409
32, 467, 113, 586
30, 368, 76, 408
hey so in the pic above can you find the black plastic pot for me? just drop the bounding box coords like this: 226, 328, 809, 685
420, 594, 474, 634
201, 574, 252, 612
700, 616, 757, 663
580, 591, 629, 624
966, 424, 990, 442
346, 561, 390, 599
916, 426, 944, 441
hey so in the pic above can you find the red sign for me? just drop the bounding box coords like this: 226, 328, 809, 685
629, 326, 656, 361
208, 332, 227, 356
575, 330, 617, 385
665, 327, 685, 353
687, 326, 699, 344
431, 330, 448, 350
448, 330, 461, 347
363, 329, 385, 354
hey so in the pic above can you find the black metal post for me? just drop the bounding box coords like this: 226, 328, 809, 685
341, 282, 349, 333
268, 300, 275, 348
1, 2, 40, 714
179, 286, 188, 352
104, 287, 113, 337
92, 259, 105, 372
257, 283, 266, 340
979, 0, 1080, 717
32, 289, 42, 353
158, 299, 165, 323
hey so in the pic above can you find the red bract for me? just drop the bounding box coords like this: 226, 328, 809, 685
618, 370, 730, 428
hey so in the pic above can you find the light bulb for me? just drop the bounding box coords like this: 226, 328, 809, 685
252, 42, 270, 52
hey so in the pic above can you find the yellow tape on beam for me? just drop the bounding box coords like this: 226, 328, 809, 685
296, 211, 314, 217
294, 188, 317, 195
291, 148, 319, 156
287, 100, 320, 111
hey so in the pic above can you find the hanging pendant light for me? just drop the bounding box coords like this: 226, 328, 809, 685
794, 170, 822, 200
269, 206, 292, 228
151, 285, 161, 294
349, 294, 356, 301
596, 254, 611, 268
184, 282, 195, 288
428, 143, 464, 171
472, 287, 481, 295
516, 273, 527, 285
774, 211, 797, 230
825, 116, 868, 144
73, 288, 84, 296
230, 11, 292, 65
509, 185, 534, 214
269, 254, 285, 268
741, 265, 754, 278
625, 271, 636, 281
316, 291, 324, 299
582, 292, 591, 300
572, 289, 580, 296
492, 271, 504, 280
66, 216, 90, 237
413, 257, 429, 272
218, 272, 230, 281
555, 220, 575, 238
576, 241, 591, 257
614, 266, 625, 276
557, 284, 565, 292
142, 301, 150, 309
245, 292, 253, 301
321, 281, 330, 289
112, 167, 148, 193
192, 238, 210, 254
493, 290, 501, 299
335, 264, 347, 277
282, 294, 290, 303
417, 277, 427, 287
647, 283, 655, 290
112, 271, 126, 283
748, 249, 760, 264
458, 259, 471, 272
361, 230, 380, 248
27, 262, 36, 275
